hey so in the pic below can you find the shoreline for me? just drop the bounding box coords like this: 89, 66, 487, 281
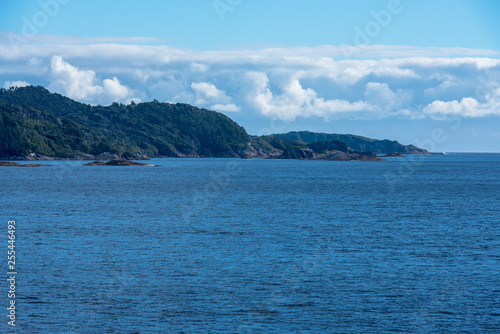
0, 152, 436, 162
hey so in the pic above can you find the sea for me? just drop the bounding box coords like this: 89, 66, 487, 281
1, 153, 499, 333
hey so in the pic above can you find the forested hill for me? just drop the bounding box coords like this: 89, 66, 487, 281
0, 86, 428, 160
274, 131, 429, 154
0, 86, 252, 159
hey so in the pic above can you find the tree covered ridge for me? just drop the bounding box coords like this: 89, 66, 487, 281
0, 86, 252, 158
0, 86, 428, 159
275, 131, 428, 154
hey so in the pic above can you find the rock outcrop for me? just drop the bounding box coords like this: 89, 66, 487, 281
0, 161, 54, 167
383, 153, 404, 157
95, 152, 121, 160
278, 148, 315, 160
84, 159, 155, 166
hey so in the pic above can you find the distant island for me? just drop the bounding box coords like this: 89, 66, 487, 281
0, 86, 429, 161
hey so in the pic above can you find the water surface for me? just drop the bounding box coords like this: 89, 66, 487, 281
1, 154, 499, 333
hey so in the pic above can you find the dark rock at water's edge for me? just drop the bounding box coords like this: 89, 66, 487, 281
84, 159, 155, 166
0, 159, 155, 167
94, 152, 151, 160
83, 161, 107, 166
383, 152, 405, 157
0, 152, 152, 161
94, 152, 121, 160
0, 161, 53, 167
105, 159, 154, 166
0, 153, 63, 161
278, 148, 315, 160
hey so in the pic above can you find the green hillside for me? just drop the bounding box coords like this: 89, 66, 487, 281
274, 131, 428, 154
0, 86, 251, 158
0, 86, 428, 160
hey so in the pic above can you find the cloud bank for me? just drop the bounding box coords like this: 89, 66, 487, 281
1, 35, 499, 120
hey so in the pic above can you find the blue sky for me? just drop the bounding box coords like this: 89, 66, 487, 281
1, 0, 499, 151
1, 0, 499, 50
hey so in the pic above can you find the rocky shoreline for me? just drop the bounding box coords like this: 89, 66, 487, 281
383, 152, 405, 158
0, 162, 54, 167
1, 148, 435, 163
0, 159, 157, 167
0, 152, 151, 161
0, 153, 386, 163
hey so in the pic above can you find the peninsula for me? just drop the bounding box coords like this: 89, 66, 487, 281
0, 86, 428, 161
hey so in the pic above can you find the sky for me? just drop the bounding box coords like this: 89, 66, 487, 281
0, 0, 499, 152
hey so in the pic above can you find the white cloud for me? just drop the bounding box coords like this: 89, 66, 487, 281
49, 55, 103, 101
244, 72, 371, 120
210, 103, 240, 112
48, 55, 133, 105
192, 82, 224, 103
310, 98, 372, 117
103, 77, 133, 102
424, 88, 500, 118
1, 37, 500, 120
424, 77, 458, 98
244, 72, 275, 116
191, 81, 237, 109
3, 80, 30, 89
365, 82, 412, 114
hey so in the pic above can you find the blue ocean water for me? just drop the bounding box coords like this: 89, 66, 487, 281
1, 153, 499, 333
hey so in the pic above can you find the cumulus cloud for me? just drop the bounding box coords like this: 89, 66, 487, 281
244, 72, 371, 120
192, 82, 225, 104
191, 81, 239, 111
103, 77, 133, 102
424, 88, 500, 118
49, 55, 103, 101
48, 55, 133, 105
3, 80, 30, 89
